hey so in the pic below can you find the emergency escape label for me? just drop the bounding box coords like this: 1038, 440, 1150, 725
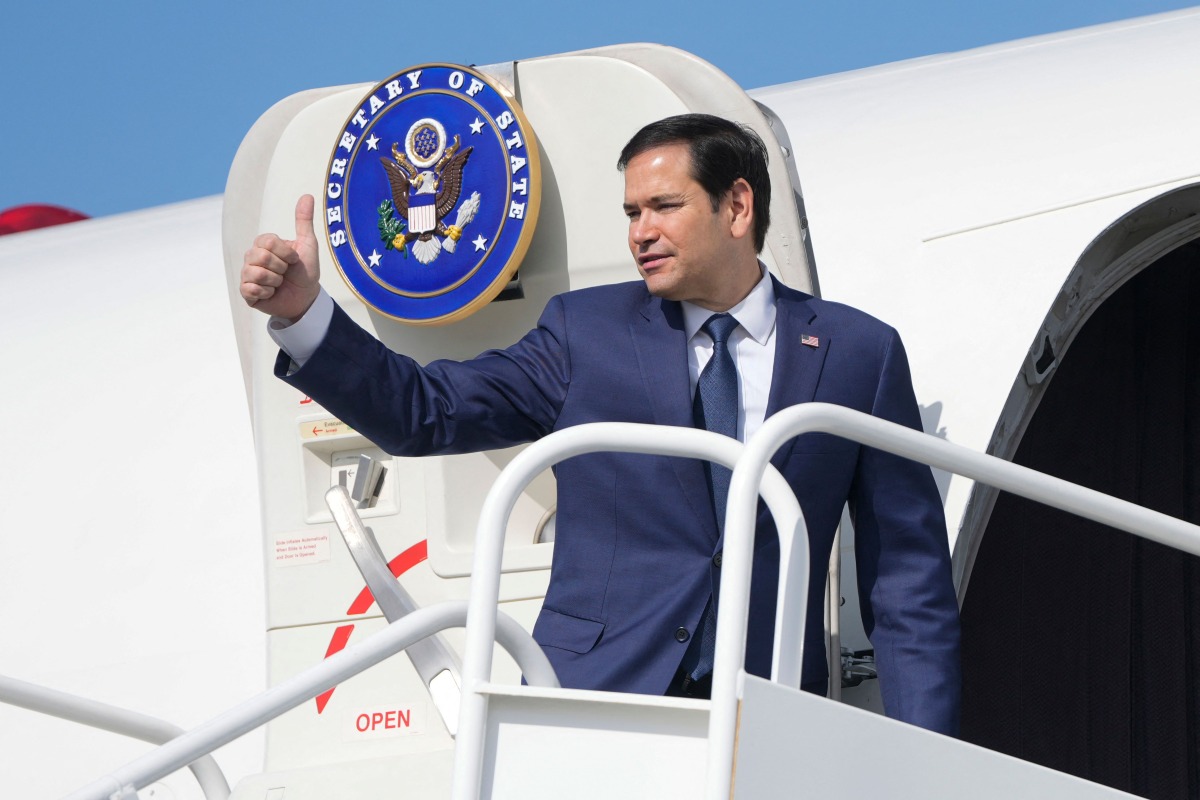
300, 417, 355, 439
273, 531, 331, 566
343, 701, 427, 741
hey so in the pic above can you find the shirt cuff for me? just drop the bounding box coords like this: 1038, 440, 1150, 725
267, 288, 334, 368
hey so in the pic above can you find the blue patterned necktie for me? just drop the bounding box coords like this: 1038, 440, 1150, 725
686, 312, 740, 683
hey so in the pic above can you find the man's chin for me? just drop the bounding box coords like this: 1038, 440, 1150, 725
641, 275, 680, 300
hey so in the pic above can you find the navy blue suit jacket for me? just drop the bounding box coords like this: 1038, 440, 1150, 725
279, 278, 961, 735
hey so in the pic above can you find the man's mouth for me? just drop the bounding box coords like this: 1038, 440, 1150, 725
638, 253, 669, 270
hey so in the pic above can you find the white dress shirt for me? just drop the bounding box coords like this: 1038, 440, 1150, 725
268, 288, 335, 367
680, 268, 777, 443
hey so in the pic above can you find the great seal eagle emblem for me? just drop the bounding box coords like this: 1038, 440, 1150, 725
323, 64, 541, 325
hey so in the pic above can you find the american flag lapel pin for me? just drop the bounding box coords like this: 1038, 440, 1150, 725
800, 333, 820, 348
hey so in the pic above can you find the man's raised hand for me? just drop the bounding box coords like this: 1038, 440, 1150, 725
240, 195, 322, 322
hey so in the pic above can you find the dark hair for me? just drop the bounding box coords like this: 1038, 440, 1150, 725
617, 113, 771, 252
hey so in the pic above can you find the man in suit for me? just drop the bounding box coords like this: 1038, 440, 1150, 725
241, 114, 960, 735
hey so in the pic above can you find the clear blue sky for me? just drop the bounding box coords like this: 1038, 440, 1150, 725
3, 0, 1194, 218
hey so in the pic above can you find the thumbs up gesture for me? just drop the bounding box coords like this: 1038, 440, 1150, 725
240, 195, 322, 322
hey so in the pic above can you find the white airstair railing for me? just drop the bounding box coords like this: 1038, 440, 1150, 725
61, 423, 803, 800
705, 401, 1200, 799
63, 407, 1200, 800
451, 423, 809, 800
61, 600, 556, 800
0, 674, 231, 799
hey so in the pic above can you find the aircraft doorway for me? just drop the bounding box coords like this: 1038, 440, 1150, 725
960, 235, 1200, 799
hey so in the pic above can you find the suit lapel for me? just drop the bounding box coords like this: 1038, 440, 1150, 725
631, 295, 719, 535
766, 280, 830, 469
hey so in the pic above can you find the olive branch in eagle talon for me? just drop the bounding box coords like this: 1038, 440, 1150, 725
377, 200, 408, 258
379, 135, 476, 264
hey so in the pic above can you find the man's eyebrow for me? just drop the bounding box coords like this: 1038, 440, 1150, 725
623, 193, 687, 210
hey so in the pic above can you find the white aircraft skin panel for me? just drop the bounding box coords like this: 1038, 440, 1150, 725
754, 7, 1200, 237
0, 197, 266, 798
903, 187, 1195, 533
750, 9, 1200, 542
753, 8, 1200, 254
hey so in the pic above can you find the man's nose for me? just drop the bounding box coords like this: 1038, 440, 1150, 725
630, 214, 657, 245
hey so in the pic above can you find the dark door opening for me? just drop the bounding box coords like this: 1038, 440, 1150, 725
961, 238, 1200, 798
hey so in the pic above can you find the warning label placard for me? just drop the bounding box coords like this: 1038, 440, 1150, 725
300, 418, 355, 440
272, 532, 331, 567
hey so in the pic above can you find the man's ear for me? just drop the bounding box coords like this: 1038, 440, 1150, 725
727, 178, 754, 241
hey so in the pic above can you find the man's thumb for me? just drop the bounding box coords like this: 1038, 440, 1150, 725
294, 194, 317, 245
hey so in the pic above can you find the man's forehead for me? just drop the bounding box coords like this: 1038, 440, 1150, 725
622, 145, 698, 199
624, 141, 692, 170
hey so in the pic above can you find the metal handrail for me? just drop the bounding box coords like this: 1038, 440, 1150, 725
66, 424, 802, 800
0, 674, 230, 800
326, 484, 468, 734
825, 525, 842, 702
63, 600, 556, 800
68, 405, 1200, 800
702, 402, 1200, 799
451, 424, 808, 800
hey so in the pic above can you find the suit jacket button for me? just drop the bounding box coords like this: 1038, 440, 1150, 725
713, 551, 723, 568
674, 627, 690, 643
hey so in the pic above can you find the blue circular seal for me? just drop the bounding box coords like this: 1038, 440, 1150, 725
323, 64, 541, 325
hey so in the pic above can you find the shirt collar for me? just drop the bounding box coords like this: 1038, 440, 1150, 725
682, 264, 776, 345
